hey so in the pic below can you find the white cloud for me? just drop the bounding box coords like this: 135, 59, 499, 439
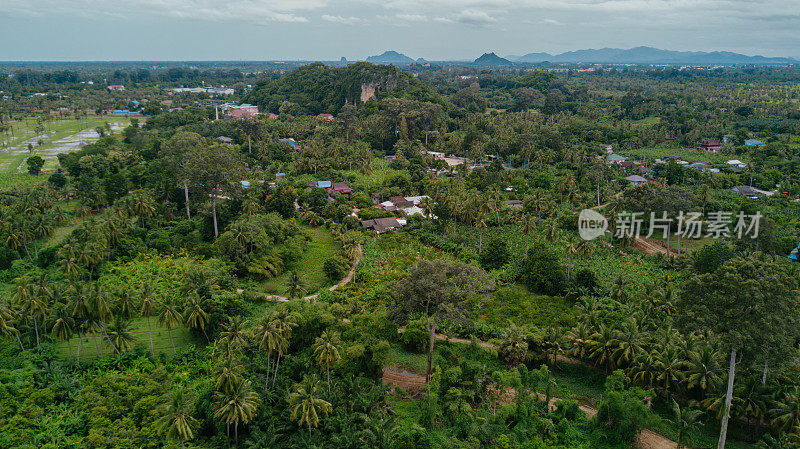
541, 18, 562, 25
452, 9, 497, 26
0, 0, 329, 23
321, 14, 364, 24
396, 13, 428, 21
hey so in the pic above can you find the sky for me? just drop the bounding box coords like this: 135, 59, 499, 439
1, 0, 799, 61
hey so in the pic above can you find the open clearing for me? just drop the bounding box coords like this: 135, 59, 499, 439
0, 116, 130, 175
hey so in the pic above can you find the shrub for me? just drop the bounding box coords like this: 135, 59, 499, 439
323, 255, 350, 282
595, 370, 651, 444
480, 237, 509, 270
574, 268, 598, 292
0, 245, 19, 271
519, 243, 565, 295
693, 240, 734, 273
400, 317, 429, 353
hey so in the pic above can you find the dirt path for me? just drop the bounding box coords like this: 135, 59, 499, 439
388, 332, 677, 449
236, 251, 361, 302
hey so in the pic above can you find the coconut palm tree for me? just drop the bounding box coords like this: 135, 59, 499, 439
159, 299, 183, 354
13, 276, 43, 346
215, 357, 243, 394
519, 214, 536, 257
685, 344, 723, 396
139, 284, 158, 357
286, 271, 306, 300
654, 344, 685, 400
313, 330, 343, 394
253, 315, 280, 391
213, 377, 259, 445
543, 216, 559, 251
610, 319, 642, 369
183, 293, 210, 342
667, 399, 704, 449
287, 375, 333, 437
156, 390, 199, 449
108, 319, 135, 352
51, 304, 75, 361
219, 316, 248, 355
88, 284, 119, 354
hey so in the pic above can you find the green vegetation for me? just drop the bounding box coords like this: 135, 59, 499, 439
2, 61, 800, 449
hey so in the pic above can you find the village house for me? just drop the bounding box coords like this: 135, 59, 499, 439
217, 136, 233, 144
318, 113, 335, 121
107, 85, 125, 91
745, 139, 766, 147
624, 175, 648, 186
697, 139, 722, 152
360, 217, 405, 234
502, 200, 524, 210
328, 182, 353, 195
726, 159, 746, 168
228, 104, 259, 119
607, 154, 626, 164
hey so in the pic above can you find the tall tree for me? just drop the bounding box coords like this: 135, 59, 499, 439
313, 329, 343, 394
162, 132, 206, 219
287, 375, 332, 437
186, 142, 245, 237
213, 377, 259, 445
392, 260, 493, 381
680, 257, 800, 449
156, 390, 199, 449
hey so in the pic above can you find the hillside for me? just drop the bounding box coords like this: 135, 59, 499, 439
244, 62, 442, 115
366, 50, 415, 64
512, 46, 797, 64
474, 52, 513, 66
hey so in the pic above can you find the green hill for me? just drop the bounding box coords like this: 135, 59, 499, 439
244, 62, 442, 115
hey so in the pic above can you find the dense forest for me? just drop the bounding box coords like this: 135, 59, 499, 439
1, 60, 800, 449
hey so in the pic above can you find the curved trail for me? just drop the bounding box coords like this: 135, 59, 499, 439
236, 252, 361, 302
389, 329, 677, 449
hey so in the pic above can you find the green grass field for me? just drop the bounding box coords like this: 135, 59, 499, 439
258, 226, 340, 296
54, 316, 195, 361
0, 116, 130, 180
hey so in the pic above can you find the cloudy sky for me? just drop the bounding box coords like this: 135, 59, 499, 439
1, 0, 799, 61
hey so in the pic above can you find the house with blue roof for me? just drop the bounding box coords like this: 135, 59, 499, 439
607, 154, 626, 164
745, 139, 766, 147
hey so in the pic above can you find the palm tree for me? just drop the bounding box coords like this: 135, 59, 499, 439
51, 304, 75, 361
159, 299, 183, 354
12, 277, 43, 346
286, 271, 306, 300
769, 388, 800, 435
115, 288, 136, 321
654, 344, 685, 399
213, 377, 259, 445
183, 293, 210, 342
668, 399, 704, 449
685, 344, 723, 396
89, 284, 119, 354
0, 308, 24, 352
156, 390, 199, 449
313, 330, 343, 394
108, 319, 136, 352
219, 316, 248, 355
610, 319, 642, 369
139, 284, 158, 357
253, 315, 280, 391
287, 375, 333, 437
543, 216, 559, 251
543, 326, 565, 367
587, 324, 615, 372
519, 214, 536, 257
215, 357, 243, 394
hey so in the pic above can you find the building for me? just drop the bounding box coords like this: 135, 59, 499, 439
360, 217, 405, 234
624, 175, 648, 186
107, 85, 125, 91
218, 136, 233, 144
502, 200, 524, 209
607, 154, 626, 164
689, 162, 710, 170
228, 104, 259, 119
697, 139, 722, 152
112, 109, 141, 116
730, 185, 760, 198
309, 180, 332, 189
328, 182, 353, 195
318, 113, 335, 121
745, 139, 766, 147
427, 151, 445, 159
726, 159, 746, 168
639, 166, 655, 178
279, 138, 297, 149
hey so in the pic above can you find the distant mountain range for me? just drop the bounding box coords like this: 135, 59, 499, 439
473, 52, 513, 66
510, 47, 797, 64
363, 47, 796, 66
366, 51, 415, 64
